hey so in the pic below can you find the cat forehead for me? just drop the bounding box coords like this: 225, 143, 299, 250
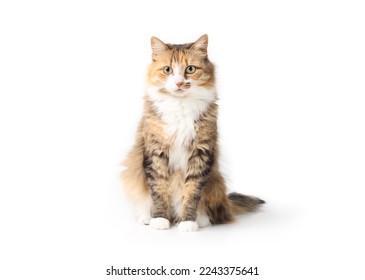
154, 49, 201, 65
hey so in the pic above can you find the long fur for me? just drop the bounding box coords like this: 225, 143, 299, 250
121, 34, 264, 230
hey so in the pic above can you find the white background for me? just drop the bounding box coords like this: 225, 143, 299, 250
1, 1, 364, 279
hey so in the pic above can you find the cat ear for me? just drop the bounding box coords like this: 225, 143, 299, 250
190, 34, 208, 56
151, 36, 168, 57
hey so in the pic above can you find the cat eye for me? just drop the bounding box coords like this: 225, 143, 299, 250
163, 66, 173, 75
185, 65, 196, 74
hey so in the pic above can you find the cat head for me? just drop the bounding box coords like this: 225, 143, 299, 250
147, 35, 215, 98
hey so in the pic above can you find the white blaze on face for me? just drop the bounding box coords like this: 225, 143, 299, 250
165, 64, 185, 92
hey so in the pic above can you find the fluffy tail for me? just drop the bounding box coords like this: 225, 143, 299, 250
228, 192, 265, 215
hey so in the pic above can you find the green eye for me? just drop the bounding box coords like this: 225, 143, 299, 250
185, 65, 196, 74
163, 66, 173, 75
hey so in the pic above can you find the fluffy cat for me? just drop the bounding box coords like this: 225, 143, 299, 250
121, 34, 264, 232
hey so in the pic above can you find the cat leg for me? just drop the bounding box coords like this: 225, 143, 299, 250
178, 143, 214, 232
178, 204, 211, 230
202, 170, 234, 224
149, 184, 171, 230
177, 180, 202, 231
177, 210, 211, 230
143, 151, 171, 230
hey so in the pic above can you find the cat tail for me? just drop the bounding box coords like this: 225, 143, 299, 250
228, 192, 265, 215
120, 121, 151, 213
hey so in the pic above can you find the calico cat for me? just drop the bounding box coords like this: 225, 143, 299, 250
121, 34, 264, 232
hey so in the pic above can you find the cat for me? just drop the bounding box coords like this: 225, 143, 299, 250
121, 34, 264, 232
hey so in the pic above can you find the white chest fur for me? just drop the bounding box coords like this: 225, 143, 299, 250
147, 86, 216, 171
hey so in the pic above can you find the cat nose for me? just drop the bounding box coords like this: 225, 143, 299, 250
176, 82, 184, 88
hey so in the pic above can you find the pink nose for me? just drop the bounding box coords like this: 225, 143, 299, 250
176, 82, 184, 88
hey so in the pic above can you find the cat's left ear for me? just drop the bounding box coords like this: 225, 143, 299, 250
190, 34, 208, 56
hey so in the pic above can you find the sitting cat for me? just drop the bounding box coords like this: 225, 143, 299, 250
121, 34, 264, 232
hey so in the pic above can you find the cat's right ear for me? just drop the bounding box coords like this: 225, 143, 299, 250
151, 36, 168, 58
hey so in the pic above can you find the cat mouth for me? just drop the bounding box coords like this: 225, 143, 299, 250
173, 88, 188, 96
175, 85, 191, 93
159, 87, 188, 96
175, 83, 191, 93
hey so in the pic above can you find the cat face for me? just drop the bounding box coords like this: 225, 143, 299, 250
147, 35, 215, 97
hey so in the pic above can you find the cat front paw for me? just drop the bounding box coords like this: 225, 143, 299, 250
178, 221, 199, 232
150, 217, 170, 230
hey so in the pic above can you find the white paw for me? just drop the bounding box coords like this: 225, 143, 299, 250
137, 214, 151, 225
178, 221, 199, 232
150, 217, 170, 230
196, 213, 211, 228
